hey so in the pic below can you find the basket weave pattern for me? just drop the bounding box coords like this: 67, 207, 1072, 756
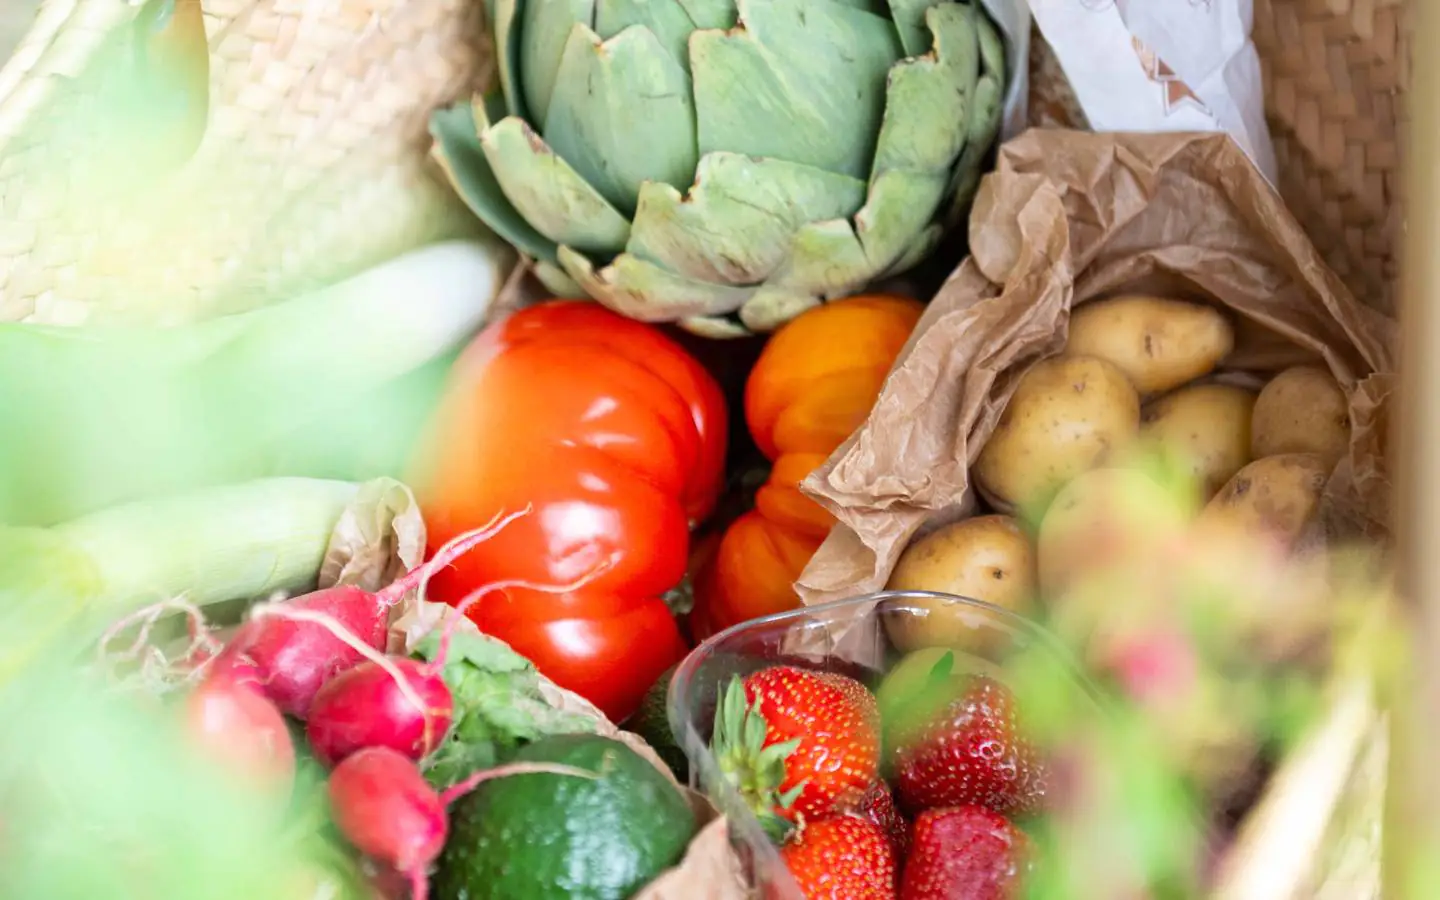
1253, 0, 1411, 316
0, 0, 492, 325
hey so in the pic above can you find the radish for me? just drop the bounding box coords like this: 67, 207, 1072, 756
327, 747, 595, 900
217, 507, 529, 718
182, 673, 296, 792
306, 657, 454, 767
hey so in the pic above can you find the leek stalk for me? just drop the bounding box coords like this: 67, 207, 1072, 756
0, 239, 510, 526
0, 477, 361, 681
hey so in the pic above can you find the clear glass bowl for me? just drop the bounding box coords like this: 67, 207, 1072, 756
666, 590, 1099, 899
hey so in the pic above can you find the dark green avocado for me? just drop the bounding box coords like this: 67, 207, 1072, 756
433, 733, 696, 900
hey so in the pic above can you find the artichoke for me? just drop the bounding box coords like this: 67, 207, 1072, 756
431, 0, 1007, 337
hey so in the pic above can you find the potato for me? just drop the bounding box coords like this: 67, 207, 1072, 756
973, 356, 1140, 511
1197, 454, 1329, 550
1250, 365, 1349, 467
1066, 295, 1234, 394
1140, 383, 1256, 499
884, 515, 1036, 654
1035, 467, 1193, 602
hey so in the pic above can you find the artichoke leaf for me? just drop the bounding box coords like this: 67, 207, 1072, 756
750, 218, 873, 313
429, 101, 561, 266
676, 0, 740, 30
596, 0, 699, 68
543, 23, 700, 217
518, 0, 595, 124
690, 0, 902, 180
855, 167, 950, 270
626, 152, 866, 285
943, 11, 1006, 226
492, 0, 535, 121
481, 116, 633, 255
558, 246, 755, 321
679, 315, 754, 339
885, 0, 942, 58
869, 1, 978, 178
534, 260, 586, 298
738, 286, 825, 334
879, 222, 944, 278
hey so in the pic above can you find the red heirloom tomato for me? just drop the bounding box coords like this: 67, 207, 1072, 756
411, 300, 727, 721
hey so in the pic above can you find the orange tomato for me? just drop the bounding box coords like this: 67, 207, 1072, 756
690, 295, 924, 640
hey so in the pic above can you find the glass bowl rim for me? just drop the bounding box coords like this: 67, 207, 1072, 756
667, 588, 1104, 746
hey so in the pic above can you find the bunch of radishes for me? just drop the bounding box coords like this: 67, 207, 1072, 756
127, 508, 589, 900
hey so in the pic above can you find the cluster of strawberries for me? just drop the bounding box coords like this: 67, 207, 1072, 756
714, 664, 1046, 899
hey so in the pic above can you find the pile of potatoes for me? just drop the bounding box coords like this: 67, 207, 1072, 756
884, 294, 1350, 654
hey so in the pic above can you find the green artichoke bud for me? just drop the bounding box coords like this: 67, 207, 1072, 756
431, 0, 1007, 337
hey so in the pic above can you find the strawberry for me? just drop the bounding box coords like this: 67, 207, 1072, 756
892, 675, 1047, 817
781, 815, 898, 900
900, 805, 1026, 900
713, 666, 880, 833
856, 780, 910, 859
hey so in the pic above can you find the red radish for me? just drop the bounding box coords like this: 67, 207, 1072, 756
306, 657, 454, 767
328, 747, 596, 900
328, 748, 448, 900
183, 674, 295, 792
217, 508, 530, 718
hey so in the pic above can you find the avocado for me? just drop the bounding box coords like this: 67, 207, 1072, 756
626, 664, 688, 781
433, 733, 696, 900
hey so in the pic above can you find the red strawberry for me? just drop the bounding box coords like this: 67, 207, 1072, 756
893, 675, 1047, 817
714, 666, 880, 831
900, 805, 1026, 899
781, 815, 898, 900
856, 781, 910, 858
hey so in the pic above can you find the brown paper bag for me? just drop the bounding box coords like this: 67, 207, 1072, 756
796, 130, 1397, 609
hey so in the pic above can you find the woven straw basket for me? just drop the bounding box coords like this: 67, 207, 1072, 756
0, 1, 1409, 897
0, 0, 494, 325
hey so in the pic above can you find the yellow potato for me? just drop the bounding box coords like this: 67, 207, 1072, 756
1140, 383, 1256, 499
1067, 295, 1234, 394
1250, 365, 1349, 467
973, 356, 1140, 512
884, 515, 1037, 653
1035, 467, 1193, 602
1197, 454, 1329, 550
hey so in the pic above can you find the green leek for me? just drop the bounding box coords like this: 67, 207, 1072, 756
0, 477, 360, 682
0, 239, 509, 527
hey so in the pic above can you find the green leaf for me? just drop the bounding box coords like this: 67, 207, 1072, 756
430, 101, 561, 265
542, 23, 699, 217
870, 1, 978, 177
944, 11, 1006, 225
626, 152, 866, 284
596, 0, 700, 68
517, 0, 594, 123
676, 0, 739, 30
481, 116, 633, 254
415, 631, 597, 789
855, 166, 950, 272
885, 0, 939, 58
557, 246, 755, 321
690, 0, 902, 178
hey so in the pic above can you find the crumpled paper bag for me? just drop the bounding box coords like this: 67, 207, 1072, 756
796, 130, 1396, 609
326, 479, 748, 899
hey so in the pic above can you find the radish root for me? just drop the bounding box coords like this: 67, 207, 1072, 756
98, 598, 221, 688
439, 761, 597, 806
428, 556, 619, 672
380, 505, 535, 608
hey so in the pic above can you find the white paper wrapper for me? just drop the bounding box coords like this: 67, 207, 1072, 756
1029, 0, 1277, 182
